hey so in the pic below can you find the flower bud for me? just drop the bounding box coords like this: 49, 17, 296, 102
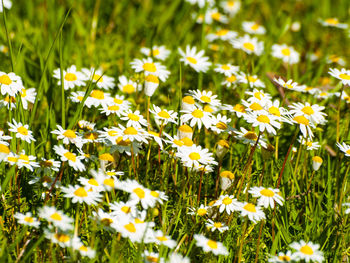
144, 74, 159, 97
178, 124, 193, 139
216, 140, 229, 159
181, 96, 195, 111
312, 156, 323, 171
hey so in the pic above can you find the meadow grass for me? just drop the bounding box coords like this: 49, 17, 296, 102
0, 0, 350, 262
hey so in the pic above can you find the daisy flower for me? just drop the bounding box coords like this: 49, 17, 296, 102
149, 105, 178, 125
274, 78, 302, 91
72, 239, 96, 259
188, 204, 209, 216
84, 89, 111, 108
239, 202, 265, 223
185, 0, 214, 8
167, 253, 190, 263
140, 45, 170, 61
181, 106, 214, 130
108, 94, 131, 110
14, 212, 40, 228
0, 130, 11, 144
60, 185, 102, 205
318, 17, 348, 29
194, 234, 229, 256
222, 73, 240, 87
327, 54, 346, 66
53, 145, 86, 171
176, 144, 217, 168
0, 71, 24, 96
178, 45, 212, 73
117, 75, 140, 94
205, 219, 229, 233
120, 110, 147, 128
53, 65, 86, 90
290, 240, 324, 262
234, 127, 267, 148
328, 68, 350, 86
271, 44, 300, 64
268, 251, 297, 262
214, 63, 239, 76
298, 136, 321, 151
244, 111, 281, 135
45, 230, 73, 248
16, 151, 40, 171
20, 88, 36, 110
291, 115, 315, 139
82, 68, 115, 90
245, 89, 272, 104
248, 186, 284, 208
93, 208, 117, 228
142, 250, 163, 263
130, 58, 170, 82
230, 35, 264, 56
242, 21, 266, 35
151, 230, 177, 249
289, 102, 327, 125
336, 142, 350, 157
100, 103, 124, 117
238, 73, 266, 88
221, 0, 241, 17
51, 125, 83, 148
39, 206, 73, 231
118, 179, 155, 209
70, 91, 85, 104
110, 200, 138, 219
116, 124, 149, 144
189, 89, 221, 107
214, 194, 241, 214
0, 142, 10, 161
206, 29, 238, 42
8, 119, 36, 143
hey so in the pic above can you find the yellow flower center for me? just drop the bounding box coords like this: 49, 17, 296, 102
122, 84, 135, 94
7, 156, 18, 163
301, 106, 314, 115
179, 124, 193, 133
116, 136, 131, 146
90, 90, 105, 100
17, 126, 29, 135
124, 222, 136, 233
281, 48, 291, 56
243, 42, 255, 51
108, 105, 120, 111
64, 73, 77, 81
244, 131, 258, 140
64, 152, 76, 162
278, 255, 291, 261
99, 153, 114, 162
214, 222, 222, 228
257, 115, 270, 123
133, 187, 145, 199
181, 137, 194, 147
124, 127, 138, 135
222, 197, 232, 205
189, 152, 200, 160
251, 23, 260, 31
183, 96, 195, 104
63, 129, 76, 138
121, 206, 131, 213
18, 154, 29, 164
211, 12, 221, 21
0, 144, 10, 154
248, 76, 257, 82
269, 106, 281, 116
50, 212, 62, 221
114, 98, 123, 104
186, 57, 197, 64
254, 92, 262, 100
88, 178, 99, 186
293, 115, 309, 125
101, 218, 113, 226
243, 203, 256, 212
200, 95, 211, 103
103, 178, 115, 188
146, 256, 158, 263
108, 130, 118, 137
325, 18, 339, 25
300, 245, 314, 255
216, 122, 228, 130
260, 189, 275, 197
221, 64, 230, 70
21, 89, 27, 97
145, 74, 159, 83
93, 74, 103, 82
173, 139, 184, 147
192, 109, 204, 118
312, 156, 323, 163
216, 29, 229, 36
339, 73, 350, 80
207, 240, 218, 249
151, 49, 160, 56
234, 104, 245, 112
77, 96, 83, 101
143, 62, 157, 72
203, 105, 213, 113
197, 208, 207, 216
54, 233, 70, 243
156, 236, 168, 242
79, 246, 88, 252
24, 216, 34, 223
346, 149, 350, 155
74, 187, 88, 197
0, 74, 12, 85
250, 102, 263, 111
158, 110, 170, 119
226, 75, 237, 82
150, 191, 159, 197
128, 113, 140, 121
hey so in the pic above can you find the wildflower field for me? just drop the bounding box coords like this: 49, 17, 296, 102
1, 0, 350, 262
